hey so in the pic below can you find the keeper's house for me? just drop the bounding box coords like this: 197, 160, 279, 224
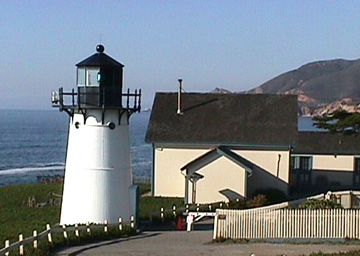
145, 92, 360, 204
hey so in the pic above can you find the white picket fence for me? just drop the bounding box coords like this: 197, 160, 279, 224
0, 217, 135, 256
214, 208, 360, 239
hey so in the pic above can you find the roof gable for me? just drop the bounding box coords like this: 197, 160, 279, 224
180, 146, 253, 175
145, 93, 298, 145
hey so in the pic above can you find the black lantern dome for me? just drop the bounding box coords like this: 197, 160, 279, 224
52, 45, 141, 119
76, 45, 124, 67
76, 45, 124, 108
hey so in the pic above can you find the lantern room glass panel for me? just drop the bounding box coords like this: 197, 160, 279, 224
86, 68, 100, 87
77, 68, 86, 86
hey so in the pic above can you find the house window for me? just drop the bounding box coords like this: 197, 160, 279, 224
291, 156, 298, 171
300, 157, 312, 171
291, 156, 312, 172
355, 158, 360, 174
77, 68, 100, 87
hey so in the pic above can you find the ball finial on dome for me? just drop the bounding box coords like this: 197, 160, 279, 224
96, 44, 105, 53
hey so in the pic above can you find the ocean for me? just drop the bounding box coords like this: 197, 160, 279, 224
0, 109, 152, 187
0, 110, 319, 187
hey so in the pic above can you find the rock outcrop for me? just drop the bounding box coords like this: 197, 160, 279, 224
246, 58, 360, 116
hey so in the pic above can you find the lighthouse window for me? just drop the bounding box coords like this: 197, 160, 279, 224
77, 68, 86, 86
87, 69, 100, 87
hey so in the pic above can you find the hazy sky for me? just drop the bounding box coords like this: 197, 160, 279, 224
1, 1, 360, 109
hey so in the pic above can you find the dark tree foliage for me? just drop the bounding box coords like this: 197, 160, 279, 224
313, 110, 360, 135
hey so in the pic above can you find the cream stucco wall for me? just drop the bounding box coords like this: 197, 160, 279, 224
153, 145, 290, 200
312, 155, 354, 186
237, 150, 290, 197
312, 155, 354, 171
190, 157, 247, 204
153, 147, 208, 197
236, 150, 290, 183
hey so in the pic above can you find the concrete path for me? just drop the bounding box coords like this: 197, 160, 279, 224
55, 230, 360, 256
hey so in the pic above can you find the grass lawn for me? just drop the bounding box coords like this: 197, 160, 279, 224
0, 182, 184, 245
0, 183, 63, 244
2, 183, 360, 256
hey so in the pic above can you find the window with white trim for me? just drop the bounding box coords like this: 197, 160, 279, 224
291, 156, 313, 171
355, 158, 360, 174
77, 68, 100, 87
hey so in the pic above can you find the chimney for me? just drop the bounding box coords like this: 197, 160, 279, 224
177, 79, 183, 115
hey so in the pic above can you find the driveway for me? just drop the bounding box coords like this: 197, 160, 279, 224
55, 230, 360, 256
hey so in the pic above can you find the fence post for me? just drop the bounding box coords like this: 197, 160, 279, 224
62, 225, 68, 240
160, 207, 164, 221
131, 215, 135, 228
46, 224, 52, 243
173, 205, 176, 217
33, 230, 38, 249
19, 234, 24, 255
5, 240, 9, 256
213, 214, 219, 240
119, 217, 123, 231
196, 204, 200, 212
208, 204, 212, 211
75, 223, 80, 238
104, 220, 108, 233
86, 222, 91, 234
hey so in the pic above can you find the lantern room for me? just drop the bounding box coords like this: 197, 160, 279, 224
76, 44, 124, 108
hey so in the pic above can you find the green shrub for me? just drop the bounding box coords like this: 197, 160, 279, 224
253, 188, 288, 204
300, 199, 343, 209
246, 194, 268, 208
228, 199, 247, 210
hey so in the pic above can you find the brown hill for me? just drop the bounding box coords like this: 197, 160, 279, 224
247, 58, 360, 115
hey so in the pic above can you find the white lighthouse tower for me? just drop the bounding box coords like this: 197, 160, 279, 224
52, 45, 141, 225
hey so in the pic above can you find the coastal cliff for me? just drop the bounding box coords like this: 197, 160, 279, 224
247, 58, 360, 116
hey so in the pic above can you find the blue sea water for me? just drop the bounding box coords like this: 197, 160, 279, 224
0, 109, 151, 186
298, 116, 324, 132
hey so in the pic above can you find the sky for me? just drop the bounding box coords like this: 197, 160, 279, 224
1, 1, 360, 110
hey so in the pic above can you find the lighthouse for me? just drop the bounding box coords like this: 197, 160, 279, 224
51, 45, 141, 225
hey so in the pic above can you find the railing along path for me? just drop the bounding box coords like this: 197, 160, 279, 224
0, 217, 135, 256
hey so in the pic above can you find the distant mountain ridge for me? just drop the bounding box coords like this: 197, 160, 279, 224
247, 58, 360, 116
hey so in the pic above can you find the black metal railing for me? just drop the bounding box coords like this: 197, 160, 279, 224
52, 87, 141, 114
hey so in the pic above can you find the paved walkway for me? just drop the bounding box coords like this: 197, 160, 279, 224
55, 230, 360, 256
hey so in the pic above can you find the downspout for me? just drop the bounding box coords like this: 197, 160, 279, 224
288, 145, 293, 197
276, 154, 281, 178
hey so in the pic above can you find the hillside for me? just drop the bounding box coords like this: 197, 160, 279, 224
247, 58, 360, 116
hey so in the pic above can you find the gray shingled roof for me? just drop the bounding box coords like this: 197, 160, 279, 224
294, 131, 360, 155
145, 93, 298, 145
